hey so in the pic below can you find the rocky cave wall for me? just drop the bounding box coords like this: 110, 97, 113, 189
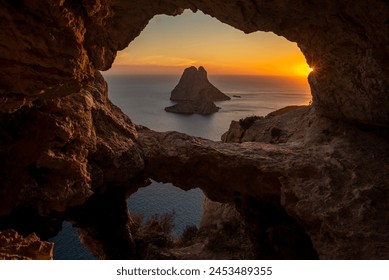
0, 0, 388, 259
1, 0, 388, 125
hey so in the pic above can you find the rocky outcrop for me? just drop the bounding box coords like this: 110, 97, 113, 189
0, 229, 53, 260
0, 0, 388, 260
170, 66, 230, 102
138, 127, 287, 201
165, 100, 220, 115
0, 71, 146, 259
165, 66, 229, 115
221, 106, 309, 144
0, 71, 145, 217
153, 198, 255, 260
196, 198, 255, 259
137, 114, 389, 259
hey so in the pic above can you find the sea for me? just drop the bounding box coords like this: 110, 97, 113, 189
49, 74, 311, 259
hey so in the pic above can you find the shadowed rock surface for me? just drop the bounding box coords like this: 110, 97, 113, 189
161, 198, 256, 259
0, 229, 53, 260
0, 0, 388, 259
165, 66, 229, 114
0, 71, 144, 217
137, 116, 389, 259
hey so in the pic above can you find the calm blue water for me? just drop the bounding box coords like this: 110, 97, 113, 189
50, 74, 310, 259
106, 75, 310, 140
128, 182, 204, 237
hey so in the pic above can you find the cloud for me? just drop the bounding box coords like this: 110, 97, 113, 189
115, 54, 198, 67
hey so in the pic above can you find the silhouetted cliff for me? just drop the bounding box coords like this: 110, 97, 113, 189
165, 66, 230, 114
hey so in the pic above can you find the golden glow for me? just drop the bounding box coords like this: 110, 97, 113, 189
106, 10, 309, 77
309, 67, 314, 73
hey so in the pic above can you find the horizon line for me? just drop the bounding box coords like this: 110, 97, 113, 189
102, 72, 310, 78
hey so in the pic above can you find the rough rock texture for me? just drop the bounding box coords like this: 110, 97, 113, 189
138, 127, 287, 201
0, 70, 146, 259
165, 100, 220, 115
219, 107, 389, 258
0, 71, 144, 216
196, 197, 255, 259
137, 115, 389, 259
165, 66, 229, 115
152, 198, 255, 260
0, 229, 53, 260
222, 106, 309, 144
0, 0, 388, 260
67, 187, 144, 260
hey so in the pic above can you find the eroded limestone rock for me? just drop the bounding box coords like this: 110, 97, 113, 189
0, 71, 144, 216
137, 114, 389, 259
0, 229, 53, 260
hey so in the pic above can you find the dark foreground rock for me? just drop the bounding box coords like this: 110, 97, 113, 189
0, 229, 53, 260
137, 110, 389, 259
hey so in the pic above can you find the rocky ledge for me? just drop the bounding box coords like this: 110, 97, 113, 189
165, 66, 230, 115
137, 106, 389, 259
0, 229, 53, 260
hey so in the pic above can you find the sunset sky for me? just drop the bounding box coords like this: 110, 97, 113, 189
106, 10, 310, 77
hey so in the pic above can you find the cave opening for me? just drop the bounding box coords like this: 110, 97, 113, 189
0, 6, 317, 260
98, 10, 316, 259
103, 10, 312, 141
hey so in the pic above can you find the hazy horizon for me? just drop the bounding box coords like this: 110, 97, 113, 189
103, 68, 311, 78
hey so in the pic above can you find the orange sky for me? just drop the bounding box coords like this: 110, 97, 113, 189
105, 10, 310, 77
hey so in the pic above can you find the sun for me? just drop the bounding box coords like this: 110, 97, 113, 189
293, 63, 313, 76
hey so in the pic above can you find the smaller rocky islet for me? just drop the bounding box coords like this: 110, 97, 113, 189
165, 66, 230, 115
